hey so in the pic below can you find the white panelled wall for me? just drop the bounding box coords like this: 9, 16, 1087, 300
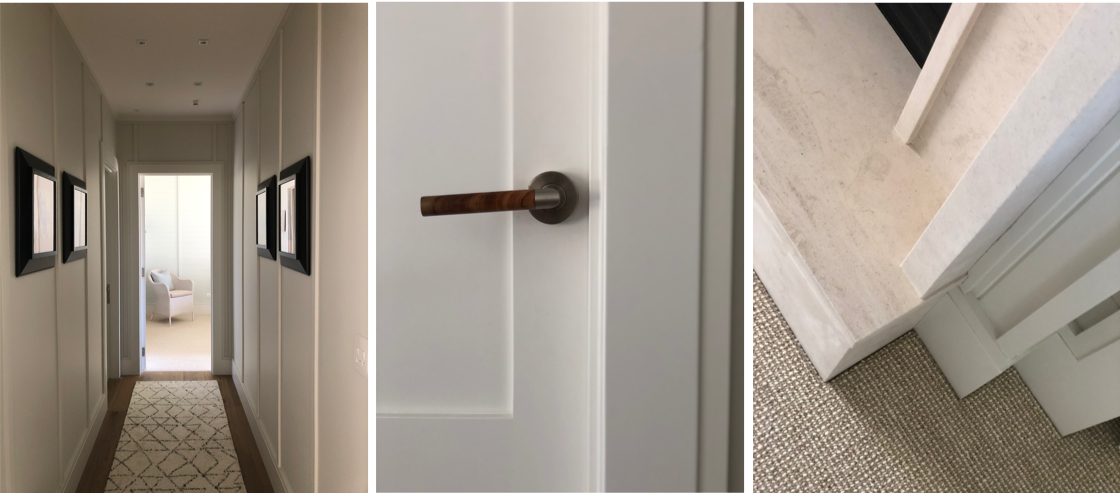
143, 175, 213, 314
0, 4, 117, 492
231, 4, 368, 492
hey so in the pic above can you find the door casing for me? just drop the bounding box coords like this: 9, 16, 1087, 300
123, 162, 230, 375
102, 157, 120, 379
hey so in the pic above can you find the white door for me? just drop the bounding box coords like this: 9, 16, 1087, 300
103, 159, 121, 379
377, 3, 707, 491
377, 4, 599, 491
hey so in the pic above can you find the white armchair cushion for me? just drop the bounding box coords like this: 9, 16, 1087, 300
169, 289, 192, 298
151, 270, 174, 290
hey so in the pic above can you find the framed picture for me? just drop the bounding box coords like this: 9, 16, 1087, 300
278, 156, 311, 275
14, 147, 57, 276
62, 172, 88, 263
257, 175, 277, 260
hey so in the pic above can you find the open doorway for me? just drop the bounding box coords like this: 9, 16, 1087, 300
141, 173, 212, 371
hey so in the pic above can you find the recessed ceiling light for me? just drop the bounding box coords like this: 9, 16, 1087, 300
194, 82, 202, 86
136, 39, 147, 45
145, 82, 154, 87
193, 100, 199, 106
198, 39, 209, 45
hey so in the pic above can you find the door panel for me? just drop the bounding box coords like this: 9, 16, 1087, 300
377, 2, 513, 414
377, 4, 595, 490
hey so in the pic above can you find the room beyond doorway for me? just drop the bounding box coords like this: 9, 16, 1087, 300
142, 174, 212, 371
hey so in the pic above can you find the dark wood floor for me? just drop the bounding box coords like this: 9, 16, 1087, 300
74, 371, 274, 493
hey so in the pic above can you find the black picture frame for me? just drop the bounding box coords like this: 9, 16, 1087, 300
278, 156, 311, 275
62, 172, 88, 263
257, 176, 278, 260
14, 147, 57, 277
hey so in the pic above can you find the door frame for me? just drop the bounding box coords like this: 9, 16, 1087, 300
598, 4, 706, 491
102, 156, 120, 379
123, 162, 229, 375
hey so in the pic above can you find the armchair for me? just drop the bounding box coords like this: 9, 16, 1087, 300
147, 269, 194, 326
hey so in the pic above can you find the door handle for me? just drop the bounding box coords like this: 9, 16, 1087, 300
420, 171, 578, 224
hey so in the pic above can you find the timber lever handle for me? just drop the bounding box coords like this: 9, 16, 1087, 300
420, 171, 578, 225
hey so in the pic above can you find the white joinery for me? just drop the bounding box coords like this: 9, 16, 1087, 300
1058, 302, 1120, 361
997, 250, 1120, 360
917, 109, 1120, 434
915, 288, 1009, 398
1016, 332, 1120, 436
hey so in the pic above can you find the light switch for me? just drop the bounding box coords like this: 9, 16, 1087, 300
354, 333, 368, 378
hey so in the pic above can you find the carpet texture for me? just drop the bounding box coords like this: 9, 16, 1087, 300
146, 314, 212, 371
753, 273, 1120, 492
107, 380, 243, 492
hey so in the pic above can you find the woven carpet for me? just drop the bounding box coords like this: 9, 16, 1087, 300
107, 380, 244, 492
753, 273, 1120, 492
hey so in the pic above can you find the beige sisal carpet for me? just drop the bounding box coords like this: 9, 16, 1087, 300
107, 380, 243, 492
753, 273, 1120, 492
147, 314, 212, 371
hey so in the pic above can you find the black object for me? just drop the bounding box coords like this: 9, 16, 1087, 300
278, 157, 311, 275
14, 147, 57, 276
257, 176, 277, 260
62, 172, 87, 263
877, 3, 952, 68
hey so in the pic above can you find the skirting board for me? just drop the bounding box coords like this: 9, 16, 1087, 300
232, 364, 288, 493
63, 393, 108, 493
914, 288, 1011, 398
753, 184, 954, 379
1015, 332, 1120, 436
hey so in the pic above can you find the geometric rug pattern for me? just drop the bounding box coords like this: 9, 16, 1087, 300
106, 380, 245, 492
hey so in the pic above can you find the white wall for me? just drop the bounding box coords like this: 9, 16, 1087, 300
319, 4, 369, 490
116, 121, 234, 375
0, 5, 115, 491
143, 175, 212, 313
232, 4, 368, 492
254, 28, 283, 481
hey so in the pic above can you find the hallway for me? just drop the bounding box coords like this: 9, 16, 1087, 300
75, 373, 271, 493
0, 3, 367, 492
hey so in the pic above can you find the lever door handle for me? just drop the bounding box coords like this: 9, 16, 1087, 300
420, 171, 578, 224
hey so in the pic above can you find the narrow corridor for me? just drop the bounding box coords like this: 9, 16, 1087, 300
75, 373, 272, 493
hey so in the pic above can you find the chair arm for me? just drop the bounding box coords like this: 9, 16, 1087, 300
149, 281, 171, 299
171, 274, 194, 292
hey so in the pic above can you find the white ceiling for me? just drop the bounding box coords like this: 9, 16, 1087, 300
56, 3, 288, 121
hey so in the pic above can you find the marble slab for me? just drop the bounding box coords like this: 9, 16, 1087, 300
903, 4, 1120, 298
754, 3, 1078, 376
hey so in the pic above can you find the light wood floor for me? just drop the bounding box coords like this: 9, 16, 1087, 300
146, 313, 212, 371
75, 371, 273, 493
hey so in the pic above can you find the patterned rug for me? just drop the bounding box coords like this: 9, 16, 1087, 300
107, 380, 245, 492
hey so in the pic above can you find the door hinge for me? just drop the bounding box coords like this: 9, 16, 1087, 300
142, 347, 145, 357
140, 188, 144, 198
107, 284, 111, 304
